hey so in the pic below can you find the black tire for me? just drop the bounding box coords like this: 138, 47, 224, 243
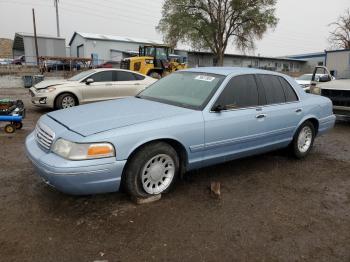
13, 122, 23, 129
124, 142, 179, 198
55, 93, 77, 110
4, 124, 16, 134
291, 121, 315, 159
149, 71, 162, 79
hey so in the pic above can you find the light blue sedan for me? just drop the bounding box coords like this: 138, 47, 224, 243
25, 67, 336, 197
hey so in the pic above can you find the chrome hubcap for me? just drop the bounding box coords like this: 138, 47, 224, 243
297, 126, 313, 153
62, 96, 75, 108
141, 154, 175, 195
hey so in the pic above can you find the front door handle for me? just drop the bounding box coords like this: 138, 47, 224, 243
106, 83, 113, 86
256, 114, 267, 119
295, 108, 302, 113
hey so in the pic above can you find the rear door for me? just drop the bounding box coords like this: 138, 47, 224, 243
256, 74, 302, 144
203, 74, 268, 164
82, 71, 115, 102
111, 71, 148, 98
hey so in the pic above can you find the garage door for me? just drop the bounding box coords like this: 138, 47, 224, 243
110, 50, 123, 62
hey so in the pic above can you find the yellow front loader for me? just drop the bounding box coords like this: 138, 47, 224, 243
120, 45, 187, 79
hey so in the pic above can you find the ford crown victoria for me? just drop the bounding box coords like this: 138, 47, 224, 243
25, 67, 336, 198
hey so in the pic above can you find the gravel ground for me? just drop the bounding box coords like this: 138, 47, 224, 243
0, 88, 349, 262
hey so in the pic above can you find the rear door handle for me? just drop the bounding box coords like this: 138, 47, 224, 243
256, 114, 267, 119
295, 108, 302, 113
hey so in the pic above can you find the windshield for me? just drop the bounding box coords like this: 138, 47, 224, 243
144, 47, 168, 60
68, 70, 95, 81
138, 72, 225, 110
297, 74, 312, 81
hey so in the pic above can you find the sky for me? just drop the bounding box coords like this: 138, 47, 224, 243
0, 0, 349, 57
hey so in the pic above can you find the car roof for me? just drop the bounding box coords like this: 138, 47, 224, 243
183, 67, 285, 77
92, 68, 149, 77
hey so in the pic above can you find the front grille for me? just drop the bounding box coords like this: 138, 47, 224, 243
120, 59, 130, 70
321, 89, 350, 107
35, 123, 55, 150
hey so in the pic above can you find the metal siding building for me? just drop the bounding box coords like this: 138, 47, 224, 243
187, 51, 306, 74
325, 49, 350, 79
286, 52, 326, 72
12, 33, 66, 65
69, 32, 163, 63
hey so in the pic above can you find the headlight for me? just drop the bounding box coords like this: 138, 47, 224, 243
310, 85, 321, 95
52, 138, 115, 160
37, 86, 56, 93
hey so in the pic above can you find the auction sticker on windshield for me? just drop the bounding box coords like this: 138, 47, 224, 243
194, 75, 216, 82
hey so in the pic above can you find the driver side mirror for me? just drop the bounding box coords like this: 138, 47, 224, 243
212, 104, 226, 113
85, 78, 94, 85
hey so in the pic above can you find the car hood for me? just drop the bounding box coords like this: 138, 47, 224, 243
47, 97, 193, 137
295, 80, 310, 85
318, 79, 350, 91
34, 79, 78, 89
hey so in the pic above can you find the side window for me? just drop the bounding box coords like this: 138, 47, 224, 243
89, 71, 113, 82
279, 77, 298, 102
133, 73, 145, 80
115, 71, 136, 81
215, 75, 259, 109
259, 75, 286, 104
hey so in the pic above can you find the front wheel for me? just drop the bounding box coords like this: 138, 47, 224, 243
124, 142, 179, 198
291, 121, 315, 159
55, 93, 77, 109
4, 124, 16, 134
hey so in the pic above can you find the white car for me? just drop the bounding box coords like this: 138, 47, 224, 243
0, 58, 13, 65
296, 73, 335, 92
29, 69, 157, 109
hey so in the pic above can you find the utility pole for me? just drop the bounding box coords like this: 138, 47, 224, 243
32, 8, 40, 67
54, 0, 60, 37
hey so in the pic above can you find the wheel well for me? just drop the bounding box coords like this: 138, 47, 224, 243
127, 139, 188, 176
54, 92, 79, 108
147, 69, 163, 76
306, 118, 319, 135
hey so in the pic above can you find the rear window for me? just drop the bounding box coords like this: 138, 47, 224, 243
259, 75, 286, 104
279, 77, 298, 102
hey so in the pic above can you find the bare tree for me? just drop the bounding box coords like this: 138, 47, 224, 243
329, 9, 350, 49
157, 0, 278, 66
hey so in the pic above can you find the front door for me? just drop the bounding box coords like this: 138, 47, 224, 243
82, 71, 115, 103
203, 74, 267, 165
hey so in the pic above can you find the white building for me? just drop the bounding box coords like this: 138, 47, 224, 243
325, 49, 350, 79
68, 32, 163, 64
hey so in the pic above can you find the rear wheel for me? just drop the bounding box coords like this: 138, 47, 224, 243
4, 124, 15, 134
291, 121, 315, 159
149, 71, 162, 79
12, 122, 23, 129
55, 93, 77, 109
124, 142, 179, 198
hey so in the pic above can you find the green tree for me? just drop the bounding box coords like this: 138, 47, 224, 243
157, 0, 278, 66
329, 9, 350, 50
